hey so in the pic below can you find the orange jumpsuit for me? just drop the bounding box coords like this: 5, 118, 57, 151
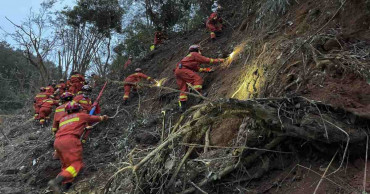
123, 73, 152, 100
66, 80, 72, 91
54, 113, 104, 183
56, 83, 66, 96
206, 12, 223, 39
34, 92, 50, 119
174, 52, 221, 101
45, 86, 55, 96
154, 31, 164, 46
73, 94, 100, 114
123, 59, 132, 70
52, 103, 68, 133
69, 74, 85, 95
39, 98, 59, 125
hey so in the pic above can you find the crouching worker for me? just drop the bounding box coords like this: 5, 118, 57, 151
73, 85, 100, 114
123, 68, 155, 105
51, 92, 74, 135
48, 101, 109, 193
206, 11, 223, 41
34, 87, 49, 120
174, 45, 225, 112
39, 95, 59, 127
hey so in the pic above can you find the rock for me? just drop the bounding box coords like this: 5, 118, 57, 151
135, 133, 159, 145
323, 39, 341, 51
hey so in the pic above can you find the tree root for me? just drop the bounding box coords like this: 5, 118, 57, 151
104, 96, 369, 193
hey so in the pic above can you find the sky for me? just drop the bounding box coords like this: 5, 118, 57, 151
0, 0, 76, 46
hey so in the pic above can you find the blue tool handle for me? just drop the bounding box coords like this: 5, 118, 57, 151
89, 106, 96, 115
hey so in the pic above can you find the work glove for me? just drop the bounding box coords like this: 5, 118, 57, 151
51, 128, 57, 136
102, 115, 109, 121
219, 58, 225, 63
85, 126, 93, 130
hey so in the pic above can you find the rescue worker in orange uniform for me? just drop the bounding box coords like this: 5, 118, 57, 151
90, 73, 100, 88
45, 83, 55, 95
154, 31, 164, 46
206, 12, 223, 40
123, 56, 133, 70
55, 79, 66, 97
66, 79, 72, 92
48, 102, 109, 193
34, 87, 50, 120
69, 71, 85, 95
174, 45, 225, 111
52, 92, 73, 134
39, 95, 59, 127
123, 68, 155, 105
73, 85, 100, 114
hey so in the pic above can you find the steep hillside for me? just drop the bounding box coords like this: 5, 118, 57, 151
1, 0, 370, 193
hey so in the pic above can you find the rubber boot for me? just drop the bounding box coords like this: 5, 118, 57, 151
48, 175, 65, 194
179, 101, 187, 113
123, 99, 129, 106
62, 182, 73, 192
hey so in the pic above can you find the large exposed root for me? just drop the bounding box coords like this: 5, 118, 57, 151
105, 96, 369, 193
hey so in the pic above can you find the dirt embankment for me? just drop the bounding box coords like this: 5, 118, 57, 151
1, 0, 370, 193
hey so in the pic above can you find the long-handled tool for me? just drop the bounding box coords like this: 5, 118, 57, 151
89, 81, 108, 115
80, 105, 120, 141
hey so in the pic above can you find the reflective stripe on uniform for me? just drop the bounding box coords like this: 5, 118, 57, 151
193, 85, 202, 89
71, 75, 79, 78
36, 95, 46, 98
179, 95, 188, 100
210, 59, 214, 64
52, 128, 57, 132
210, 32, 215, 35
79, 100, 88, 104
147, 77, 151, 80
123, 95, 129, 98
55, 108, 65, 112
199, 68, 205, 72
59, 117, 80, 127
187, 54, 192, 57
65, 166, 77, 177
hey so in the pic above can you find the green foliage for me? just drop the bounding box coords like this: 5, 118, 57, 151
62, 0, 124, 37
0, 41, 59, 113
0, 42, 38, 113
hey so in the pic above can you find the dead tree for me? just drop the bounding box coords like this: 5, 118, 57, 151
5, 7, 56, 85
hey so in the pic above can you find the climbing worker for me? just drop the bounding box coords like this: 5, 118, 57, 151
123, 68, 155, 105
90, 73, 100, 88
69, 71, 85, 95
39, 95, 59, 127
34, 87, 50, 120
206, 10, 223, 41
45, 83, 55, 95
56, 79, 66, 95
151, 29, 166, 51
174, 45, 225, 111
123, 56, 133, 70
73, 85, 100, 114
66, 79, 72, 92
48, 101, 109, 193
51, 92, 74, 135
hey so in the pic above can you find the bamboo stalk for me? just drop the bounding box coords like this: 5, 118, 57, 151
204, 127, 210, 153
